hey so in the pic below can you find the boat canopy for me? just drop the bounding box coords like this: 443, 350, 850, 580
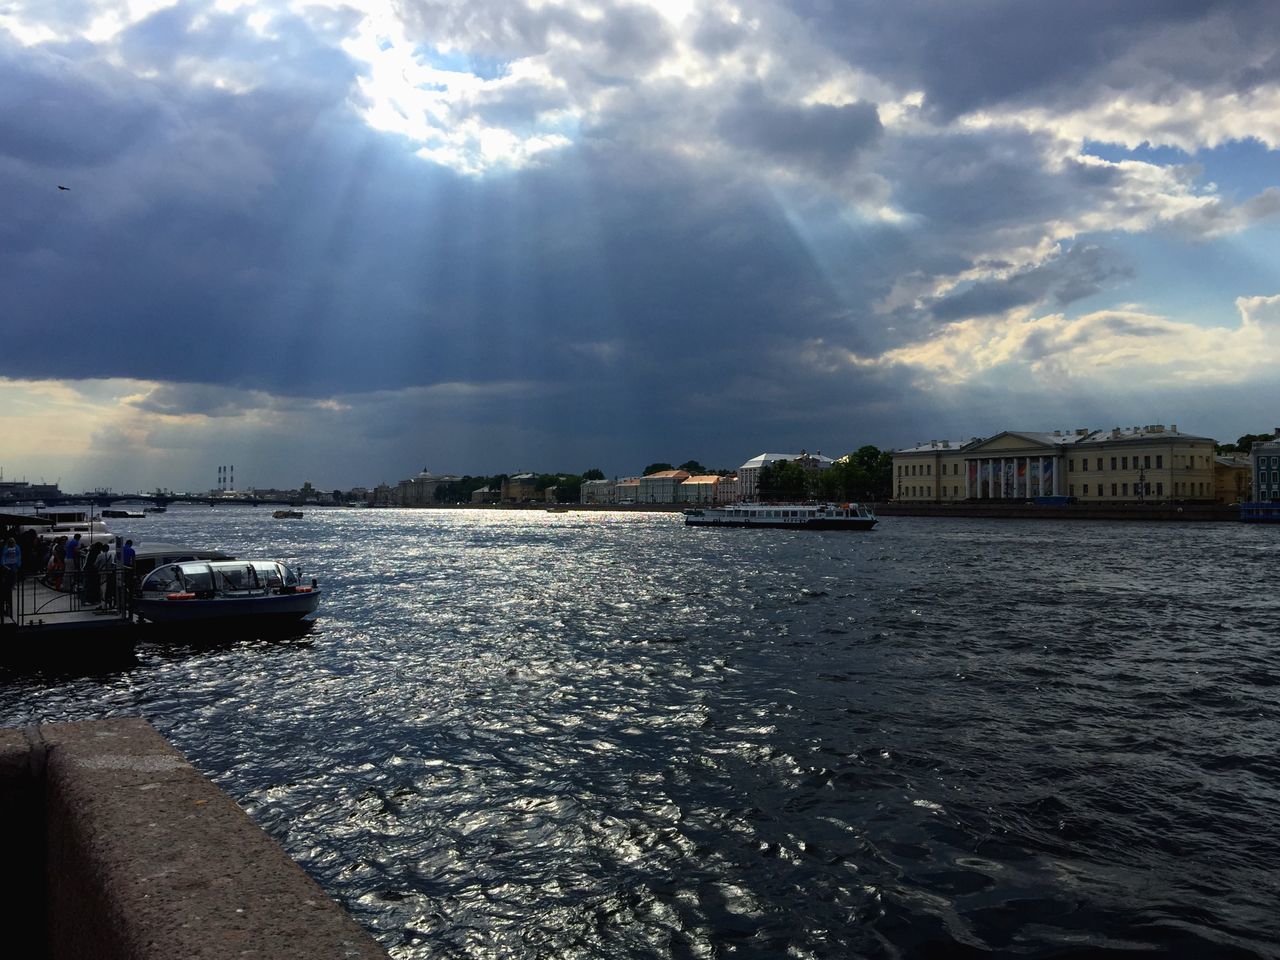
141, 560, 299, 594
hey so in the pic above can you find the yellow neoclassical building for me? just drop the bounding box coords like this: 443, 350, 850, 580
893, 425, 1217, 503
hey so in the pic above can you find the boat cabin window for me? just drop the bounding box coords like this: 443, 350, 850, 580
141, 564, 184, 593
249, 561, 296, 587
175, 563, 216, 593
209, 562, 257, 591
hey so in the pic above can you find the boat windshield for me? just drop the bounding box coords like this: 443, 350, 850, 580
249, 561, 297, 587
140, 562, 215, 593
207, 561, 257, 591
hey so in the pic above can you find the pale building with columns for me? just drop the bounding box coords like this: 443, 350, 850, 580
893, 425, 1217, 503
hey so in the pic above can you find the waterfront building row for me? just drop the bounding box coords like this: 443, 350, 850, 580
579, 451, 834, 505
891, 424, 1229, 503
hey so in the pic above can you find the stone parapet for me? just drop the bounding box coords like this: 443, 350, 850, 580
0, 717, 388, 960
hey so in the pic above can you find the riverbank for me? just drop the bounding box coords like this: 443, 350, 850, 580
391, 501, 1244, 521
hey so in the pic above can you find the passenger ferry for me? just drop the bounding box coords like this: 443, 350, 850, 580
134, 559, 320, 624
684, 502, 877, 530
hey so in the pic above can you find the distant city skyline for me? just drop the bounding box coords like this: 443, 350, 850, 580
4, 2, 1280, 492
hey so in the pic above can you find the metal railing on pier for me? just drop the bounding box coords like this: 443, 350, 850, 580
2, 566, 134, 631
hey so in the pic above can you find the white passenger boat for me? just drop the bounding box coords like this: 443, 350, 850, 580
17, 509, 115, 546
133, 559, 320, 624
684, 502, 877, 530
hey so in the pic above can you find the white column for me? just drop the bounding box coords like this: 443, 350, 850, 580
964, 460, 971, 499
1053, 457, 1061, 496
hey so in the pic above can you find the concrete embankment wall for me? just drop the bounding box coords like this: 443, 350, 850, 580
870, 502, 1239, 522
0, 717, 388, 960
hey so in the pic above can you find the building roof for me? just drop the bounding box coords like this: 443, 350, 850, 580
894, 439, 972, 454
738, 452, 835, 470
900, 424, 1213, 455
640, 470, 690, 480
682, 475, 721, 485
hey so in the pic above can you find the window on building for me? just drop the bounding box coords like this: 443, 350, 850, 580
1111, 483, 1117, 496
1122, 456, 1128, 469
1122, 483, 1128, 496
1082, 459, 1088, 471
1156, 482, 1163, 496
1110, 457, 1117, 470
1069, 459, 1075, 472
1097, 458, 1103, 470
1069, 485, 1075, 496
1082, 484, 1089, 495
1144, 455, 1151, 469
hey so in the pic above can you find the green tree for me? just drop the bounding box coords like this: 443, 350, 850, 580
757, 460, 810, 501
582, 468, 606, 481
556, 475, 583, 502
643, 462, 674, 476
678, 460, 707, 474
1216, 432, 1275, 454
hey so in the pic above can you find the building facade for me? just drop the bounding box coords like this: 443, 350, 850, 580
638, 470, 690, 503
500, 473, 538, 502
1251, 433, 1280, 502
737, 451, 834, 501
1214, 456, 1252, 503
893, 425, 1217, 503
395, 469, 460, 506
579, 479, 614, 505
678, 475, 720, 504
614, 478, 640, 503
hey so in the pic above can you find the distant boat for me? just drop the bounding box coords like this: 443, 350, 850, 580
273, 509, 304, 519
144, 506, 167, 513
102, 509, 145, 519
684, 502, 878, 530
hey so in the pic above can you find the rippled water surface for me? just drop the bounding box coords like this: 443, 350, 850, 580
3, 508, 1278, 958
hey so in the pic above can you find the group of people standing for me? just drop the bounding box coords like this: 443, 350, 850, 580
0, 529, 137, 623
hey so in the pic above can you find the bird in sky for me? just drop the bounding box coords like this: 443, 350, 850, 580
57, 185, 70, 190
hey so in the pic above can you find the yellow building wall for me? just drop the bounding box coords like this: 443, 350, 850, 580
1062, 441, 1215, 501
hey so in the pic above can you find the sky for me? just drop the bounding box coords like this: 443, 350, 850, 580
3, 0, 1280, 492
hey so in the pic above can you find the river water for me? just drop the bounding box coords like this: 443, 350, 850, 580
2, 508, 1277, 958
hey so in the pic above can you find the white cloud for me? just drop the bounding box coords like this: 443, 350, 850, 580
853, 295, 1280, 390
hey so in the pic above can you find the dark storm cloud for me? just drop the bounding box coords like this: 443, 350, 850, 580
4, 0, 1279, 486
0, 37, 156, 165
779, 0, 1280, 118
930, 245, 1134, 323
717, 85, 882, 175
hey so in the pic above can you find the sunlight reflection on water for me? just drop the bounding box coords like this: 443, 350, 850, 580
2, 508, 1278, 958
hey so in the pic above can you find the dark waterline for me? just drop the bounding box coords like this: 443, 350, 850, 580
2, 508, 1277, 958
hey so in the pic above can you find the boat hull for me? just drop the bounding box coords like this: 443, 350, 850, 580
134, 589, 321, 624
685, 517, 877, 530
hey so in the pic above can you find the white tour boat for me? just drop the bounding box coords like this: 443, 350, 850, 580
684, 502, 878, 530
134, 559, 320, 624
